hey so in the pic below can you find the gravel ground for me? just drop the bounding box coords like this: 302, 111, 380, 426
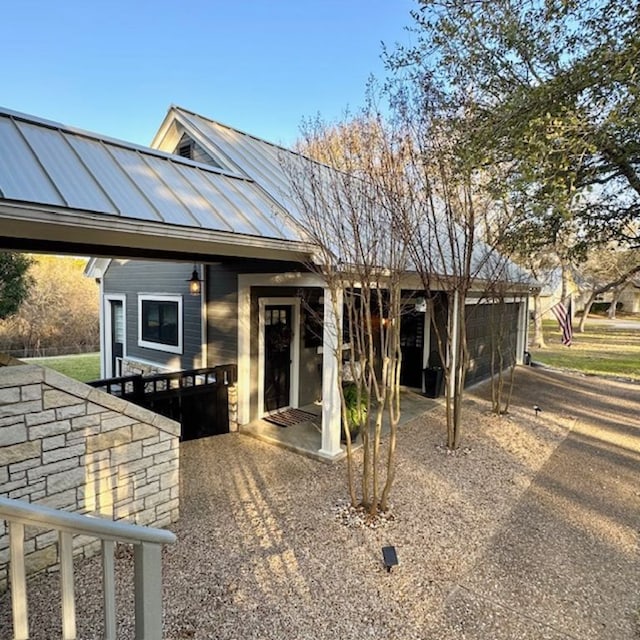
1, 366, 638, 639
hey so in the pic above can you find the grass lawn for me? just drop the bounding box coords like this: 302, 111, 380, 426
27, 352, 101, 383
530, 317, 640, 380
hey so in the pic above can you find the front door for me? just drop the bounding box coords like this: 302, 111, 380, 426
400, 309, 425, 388
263, 305, 292, 413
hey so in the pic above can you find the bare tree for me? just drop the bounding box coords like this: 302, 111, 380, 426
0, 255, 99, 356
284, 113, 413, 515
390, 93, 525, 448
577, 247, 640, 331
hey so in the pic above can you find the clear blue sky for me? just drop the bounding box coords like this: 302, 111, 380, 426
2, 0, 416, 147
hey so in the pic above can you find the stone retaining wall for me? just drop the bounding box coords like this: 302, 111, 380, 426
0, 357, 180, 590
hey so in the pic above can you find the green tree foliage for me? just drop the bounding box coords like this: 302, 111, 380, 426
390, 0, 640, 255
0, 252, 32, 319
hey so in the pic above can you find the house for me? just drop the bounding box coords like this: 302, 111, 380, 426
88, 106, 531, 447
619, 277, 640, 314
535, 266, 640, 319
0, 105, 531, 462
532, 267, 583, 319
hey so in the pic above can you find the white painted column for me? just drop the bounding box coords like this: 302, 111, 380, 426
99, 277, 106, 379
421, 301, 432, 393
319, 286, 343, 459
515, 296, 528, 364
447, 291, 460, 403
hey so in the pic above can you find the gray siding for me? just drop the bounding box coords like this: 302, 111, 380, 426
465, 301, 520, 386
206, 263, 241, 365
103, 259, 202, 370
205, 259, 305, 367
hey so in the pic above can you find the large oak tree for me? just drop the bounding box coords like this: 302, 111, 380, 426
389, 0, 639, 256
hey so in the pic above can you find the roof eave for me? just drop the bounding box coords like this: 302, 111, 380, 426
0, 202, 314, 263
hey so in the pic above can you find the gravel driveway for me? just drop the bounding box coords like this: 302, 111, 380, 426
1, 366, 638, 639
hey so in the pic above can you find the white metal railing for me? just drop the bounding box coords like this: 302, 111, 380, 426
0, 497, 176, 640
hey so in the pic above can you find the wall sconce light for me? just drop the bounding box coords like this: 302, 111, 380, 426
187, 265, 201, 296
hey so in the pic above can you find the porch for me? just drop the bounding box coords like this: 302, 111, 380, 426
239, 390, 440, 461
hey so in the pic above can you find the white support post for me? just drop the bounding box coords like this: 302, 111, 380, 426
319, 286, 343, 459
422, 302, 432, 393
59, 531, 76, 640
448, 291, 460, 403
9, 521, 28, 640
134, 542, 163, 640
516, 297, 528, 364
102, 540, 117, 640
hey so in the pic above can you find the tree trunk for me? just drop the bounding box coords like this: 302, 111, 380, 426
578, 293, 596, 332
560, 261, 570, 302
608, 288, 620, 319
532, 294, 545, 348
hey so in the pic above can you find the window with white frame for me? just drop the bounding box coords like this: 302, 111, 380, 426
137, 295, 183, 354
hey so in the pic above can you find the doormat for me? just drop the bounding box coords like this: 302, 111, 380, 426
263, 408, 318, 428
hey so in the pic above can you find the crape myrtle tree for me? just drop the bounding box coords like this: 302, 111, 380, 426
485, 281, 527, 415
284, 113, 414, 515
390, 89, 524, 448
294, 95, 525, 460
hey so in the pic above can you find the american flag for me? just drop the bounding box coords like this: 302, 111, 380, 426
551, 299, 573, 346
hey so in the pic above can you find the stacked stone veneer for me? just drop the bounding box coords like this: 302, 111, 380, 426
120, 357, 169, 378
0, 357, 180, 591
228, 383, 238, 432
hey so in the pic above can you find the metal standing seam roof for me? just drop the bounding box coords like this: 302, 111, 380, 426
161, 107, 534, 284
0, 107, 305, 243
163, 107, 325, 220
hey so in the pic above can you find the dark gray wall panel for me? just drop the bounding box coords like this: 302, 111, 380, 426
103, 259, 202, 370
205, 259, 306, 368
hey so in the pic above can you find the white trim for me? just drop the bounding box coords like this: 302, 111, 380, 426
99, 280, 106, 378
421, 304, 432, 393
0, 203, 314, 262
237, 272, 325, 425
84, 257, 112, 279
258, 297, 301, 417
104, 294, 126, 378
516, 298, 528, 364
465, 295, 522, 305
237, 280, 251, 425
200, 264, 207, 368
137, 294, 183, 355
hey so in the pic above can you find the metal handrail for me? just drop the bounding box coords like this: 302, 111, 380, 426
0, 497, 176, 545
0, 497, 176, 640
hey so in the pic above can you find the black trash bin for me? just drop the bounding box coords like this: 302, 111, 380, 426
423, 367, 444, 398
